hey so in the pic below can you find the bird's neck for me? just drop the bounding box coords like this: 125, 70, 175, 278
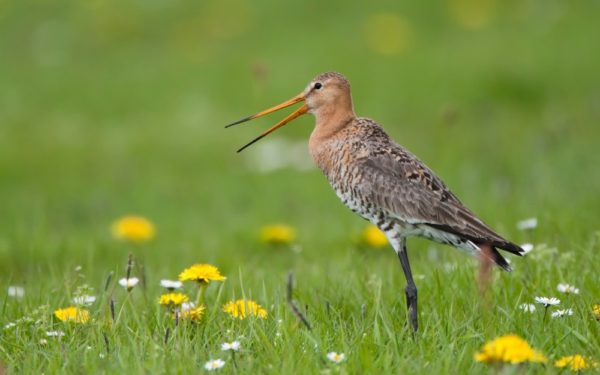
311, 105, 356, 143
309, 107, 357, 174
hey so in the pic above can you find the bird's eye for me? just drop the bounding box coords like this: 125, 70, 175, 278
314, 82, 322, 90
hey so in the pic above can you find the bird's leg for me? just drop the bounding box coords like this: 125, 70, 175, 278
387, 234, 418, 332
399, 241, 418, 333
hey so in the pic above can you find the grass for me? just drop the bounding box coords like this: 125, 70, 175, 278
1, 0, 600, 373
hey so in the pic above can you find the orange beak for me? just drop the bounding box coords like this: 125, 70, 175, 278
225, 93, 308, 153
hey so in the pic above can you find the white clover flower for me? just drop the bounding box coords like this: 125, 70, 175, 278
551, 308, 573, 318
519, 303, 536, 313
160, 279, 183, 289
7, 286, 25, 298
221, 341, 241, 351
73, 295, 97, 306
4, 322, 16, 330
557, 283, 580, 295
534, 296, 560, 307
521, 243, 534, 255
118, 277, 139, 291
517, 217, 538, 230
327, 352, 345, 364
39, 339, 48, 345
204, 359, 225, 370
45, 330, 65, 337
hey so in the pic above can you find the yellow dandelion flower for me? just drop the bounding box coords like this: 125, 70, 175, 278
474, 334, 547, 365
360, 225, 388, 248
447, 0, 495, 30
54, 307, 90, 323
363, 13, 413, 56
592, 304, 600, 321
555, 355, 598, 371
259, 224, 296, 245
179, 263, 226, 284
111, 216, 155, 243
159, 292, 189, 306
178, 305, 205, 321
223, 299, 267, 319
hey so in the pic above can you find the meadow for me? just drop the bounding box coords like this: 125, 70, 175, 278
1, 0, 599, 373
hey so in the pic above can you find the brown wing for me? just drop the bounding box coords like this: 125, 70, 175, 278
355, 144, 523, 255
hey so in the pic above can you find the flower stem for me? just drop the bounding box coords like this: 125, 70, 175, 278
195, 283, 206, 306
232, 351, 238, 370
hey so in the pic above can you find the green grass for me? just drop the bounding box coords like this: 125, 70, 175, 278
1, 0, 600, 373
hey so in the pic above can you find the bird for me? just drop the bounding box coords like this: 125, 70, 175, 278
226, 72, 525, 332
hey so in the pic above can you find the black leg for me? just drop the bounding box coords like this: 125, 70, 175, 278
397, 240, 418, 333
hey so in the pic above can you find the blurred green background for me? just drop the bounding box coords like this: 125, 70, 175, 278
1, 0, 599, 280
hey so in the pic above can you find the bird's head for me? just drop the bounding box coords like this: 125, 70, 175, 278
226, 71, 354, 152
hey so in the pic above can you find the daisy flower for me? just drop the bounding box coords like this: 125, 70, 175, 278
360, 225, 388, 248
204, 359, 225, 371
181, 302, 195, 311
72, 295, 96, 306
534, 296, 560, 307
179, 264, 226, 284
520, 243, 534, 254
474, 334, 546, 364
118, 277, 139, 291
327, 352, 346, 363
517, 217, 537, 231
54, 307, 90, 323
259, 224, 296, 245
160, 279, 182, 290
111, 215, 155, 243
557, 283, 580, 295
223, 299, 267, 319
7, 286, 25, 298
45, 330, 65, 337
221, 341, 241, 351
519, 303, 536, 313
551, 308, 573, 318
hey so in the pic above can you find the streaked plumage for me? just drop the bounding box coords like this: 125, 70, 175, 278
227, 71, 524, 332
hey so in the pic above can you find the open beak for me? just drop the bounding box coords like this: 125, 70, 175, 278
225, 93, 308, 153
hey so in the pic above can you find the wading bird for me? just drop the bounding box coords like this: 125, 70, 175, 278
226, 72, 524, 332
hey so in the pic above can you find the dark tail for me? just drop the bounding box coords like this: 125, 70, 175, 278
427, 223, 525, 272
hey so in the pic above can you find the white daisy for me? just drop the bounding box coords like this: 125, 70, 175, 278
7, 286, 25, 298
534, 296, 560, 307
519, 303, 536, 313
557, 283, 580, 295
180, 302, 196, 311
160, 279, 182, 290
326, 352, 345, 364
517, 217, 537, 230
204, 359, 225, 370
551, 308, 573, 318
221, 341, 241, 351
45, 330, 65, 337
118, 277, 139, 291
73, 295, 97, 305
521, 243, 534, 254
